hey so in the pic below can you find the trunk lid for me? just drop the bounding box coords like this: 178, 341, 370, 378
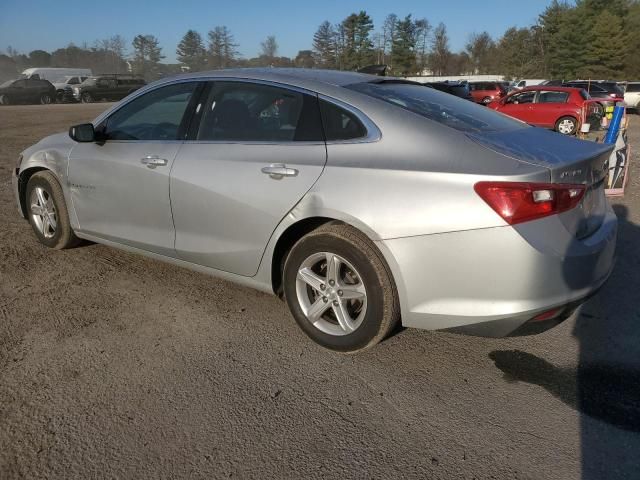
467, 127, 614, 239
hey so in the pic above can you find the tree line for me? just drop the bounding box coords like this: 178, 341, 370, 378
2, 0, 639, 83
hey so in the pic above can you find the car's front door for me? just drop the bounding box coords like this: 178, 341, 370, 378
68, 81, 201, 256
499, 90, 538, 124
170, 80, 327, 276
11, 80, 29, 103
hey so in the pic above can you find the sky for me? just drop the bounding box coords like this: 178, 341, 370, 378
0, 0, 554, 62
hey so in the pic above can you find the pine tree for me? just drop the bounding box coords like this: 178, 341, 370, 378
207, 26, 238, 68
390, 15, 418, 76
339, 11, 374, 70
176, 30, 206, 72
312, 21, 337, 68
579, 10, 626, 79
131, 34, 164, 79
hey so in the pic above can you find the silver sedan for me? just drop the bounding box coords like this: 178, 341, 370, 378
12, 69, 617, 352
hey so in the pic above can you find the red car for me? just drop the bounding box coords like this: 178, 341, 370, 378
468, 81, 507, 104
488, 86, 591, 135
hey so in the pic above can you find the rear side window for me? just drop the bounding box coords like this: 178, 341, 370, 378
197, 81, 323, 142
580, 89, 591, 100
626, 83, 640, 93
347, 82, 526, 133
320, 100, 367, 141
538, 91, 569, 103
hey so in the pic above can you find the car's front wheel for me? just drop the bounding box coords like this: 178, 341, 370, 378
555, 116, 577, 135
283, 223, 399, 353
40, 93, 52, 105
81, 92, 93, 103
26, 171, 80, 249
0, 94, 10, 105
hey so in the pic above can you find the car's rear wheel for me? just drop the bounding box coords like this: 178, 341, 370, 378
0, 94, 10, 105
283, 223, 399, 353
81, 92, 93, 103
56, 90, 65, 103
555, 116, 577, 135
482, 96, 492, 105
40, 93, 52, 105
26, 171, 80, 249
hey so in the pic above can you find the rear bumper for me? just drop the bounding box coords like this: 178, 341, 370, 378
378, 207, 617, 337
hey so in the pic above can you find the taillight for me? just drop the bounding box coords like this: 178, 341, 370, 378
474, 182, 585, 225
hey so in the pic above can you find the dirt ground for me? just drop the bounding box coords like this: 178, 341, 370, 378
1, 103, 639, 480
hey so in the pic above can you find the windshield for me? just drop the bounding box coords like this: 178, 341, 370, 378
346, 81, 526, 133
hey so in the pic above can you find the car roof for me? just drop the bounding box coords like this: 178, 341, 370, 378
169, 68, 389, 89
518, 86, 581, 93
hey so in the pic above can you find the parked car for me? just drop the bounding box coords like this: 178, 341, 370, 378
13, 69, 617, 352
0, 77, 56, 105
52, 75, 89, 102
71, 74, 146, 103
488, 86, 597, 135
562, 80, 624, 105
624, 81, 640, 109
468, 81, 507, 104
424, 81, 473, 101
512, 79, 547, 89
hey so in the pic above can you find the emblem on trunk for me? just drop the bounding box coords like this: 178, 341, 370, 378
560, 169, 582, 178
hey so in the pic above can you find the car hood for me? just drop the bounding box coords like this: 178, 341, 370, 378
466, 126, 614, 183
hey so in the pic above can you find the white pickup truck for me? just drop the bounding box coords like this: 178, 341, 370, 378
52, 75, 90, 102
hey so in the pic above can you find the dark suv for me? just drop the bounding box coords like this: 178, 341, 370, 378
562, 80, 624, 105
424, 81, 473, 101
0, 78, 56, 105
71, 74, 146, 103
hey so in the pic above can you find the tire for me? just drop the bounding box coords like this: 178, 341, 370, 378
0, 94, 10, 105
25, 171, 80, 249
81, 92, 93, 103
40, 93, 52, 105
56, 90, 65, 103
555, 116, 577, 135
283, 223, 400, 353
482, 96, 492, 105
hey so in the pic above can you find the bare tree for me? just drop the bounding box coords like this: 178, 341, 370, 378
260, 35, 278, 60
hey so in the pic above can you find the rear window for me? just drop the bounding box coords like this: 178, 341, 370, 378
346, 82, 526, 133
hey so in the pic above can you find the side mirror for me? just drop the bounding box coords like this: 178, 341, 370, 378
69, 123, 96, 142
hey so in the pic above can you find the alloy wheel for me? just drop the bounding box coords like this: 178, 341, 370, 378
295, 252, 367, 336
557, 119, 575, 135
30, 187, 57, 238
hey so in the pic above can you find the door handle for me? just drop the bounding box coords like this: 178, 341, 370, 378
141, 155, 168, 168
261, 164, 298, 179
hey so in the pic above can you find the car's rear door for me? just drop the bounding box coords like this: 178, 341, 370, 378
68, 81, 202, 256
170, 79, 327, 276
535, 90, 571, 128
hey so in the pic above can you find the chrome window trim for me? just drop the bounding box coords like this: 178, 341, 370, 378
91, 76, 381, 146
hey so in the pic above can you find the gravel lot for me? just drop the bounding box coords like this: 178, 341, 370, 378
1, 103, 639, 480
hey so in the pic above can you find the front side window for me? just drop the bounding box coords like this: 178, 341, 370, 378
347, 81, 526, 133
197, 81, 323, 142
538, 91, 569, 103
506, 91, 536, 104
104, 82, 198, 141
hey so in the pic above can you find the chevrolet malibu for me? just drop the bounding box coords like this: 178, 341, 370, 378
12, 69, 617, 353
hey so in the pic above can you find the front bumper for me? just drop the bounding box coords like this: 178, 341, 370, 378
379, 207, 617, 337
